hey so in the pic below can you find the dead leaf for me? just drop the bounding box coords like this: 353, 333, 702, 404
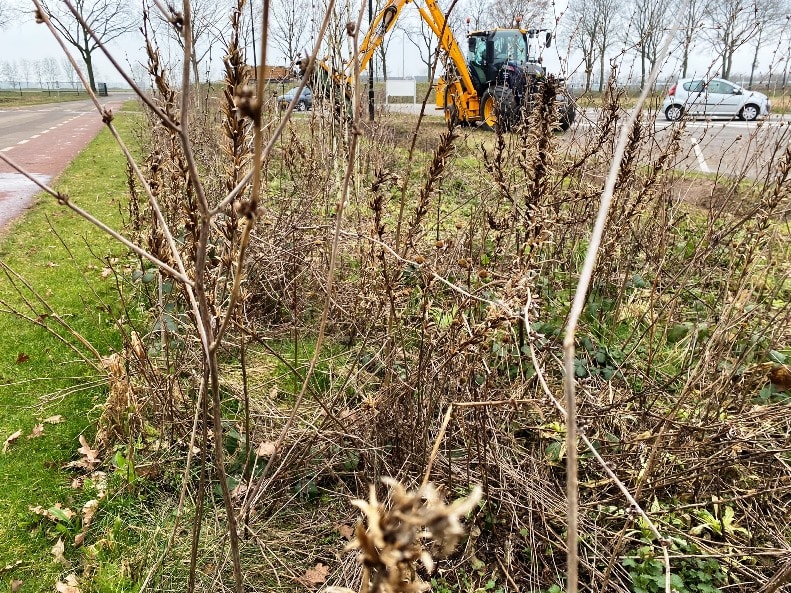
1, 560, 23, 574
256, 441, 277, 457
30, 503, 76, 523
71, 477, 83, 489
300, 563, 329, 587
101, 268, 113, 279
16, 353, 30, 364
51, 538, 67, 565
82, 499, 98, 528
337, 524, 354, 540
43, 415, 65, 424
55, 574, 80, 593
90, 471, 107, 498
11, 579, 23, 593
28, 424, 44, 439
3, 430, 22, 453
46, 261, 59, 268
77, 435, 99, 465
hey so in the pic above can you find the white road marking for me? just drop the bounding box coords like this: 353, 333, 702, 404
1, 147, 13, 152
17, 139, 29, 145
690, 137, 710, 173
31, 134, 40, 139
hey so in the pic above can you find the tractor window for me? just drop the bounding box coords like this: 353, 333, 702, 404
467, 35, 486, 65
492, 31, 527, 63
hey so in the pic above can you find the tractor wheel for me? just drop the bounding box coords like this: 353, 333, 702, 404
444, 85, 460, 128
480, 85, 516, 132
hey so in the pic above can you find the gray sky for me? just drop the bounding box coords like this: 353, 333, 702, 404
0, 1, 785, 88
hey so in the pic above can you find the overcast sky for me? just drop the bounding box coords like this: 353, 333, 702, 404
0, 2, 786, 88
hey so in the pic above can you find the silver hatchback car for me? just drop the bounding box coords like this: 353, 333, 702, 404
662, 78, 771, 121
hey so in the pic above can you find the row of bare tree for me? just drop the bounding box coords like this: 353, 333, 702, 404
3, 0, 789, 96
0, 57, 82, 89
564, 0, 791, 92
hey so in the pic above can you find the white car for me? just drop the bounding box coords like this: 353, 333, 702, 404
661, 78, 771, 121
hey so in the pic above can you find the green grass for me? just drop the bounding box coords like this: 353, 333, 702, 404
0, 109, 135, 591
0, 90, 93, 107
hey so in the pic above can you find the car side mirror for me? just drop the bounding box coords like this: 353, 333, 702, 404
733, 89, 742, 95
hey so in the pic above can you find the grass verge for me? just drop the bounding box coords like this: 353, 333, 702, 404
0, 90, 97, 107
0, 109, 135, 592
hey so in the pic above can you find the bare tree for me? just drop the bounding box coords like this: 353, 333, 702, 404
565, 0, 620, 92
371, 0, 405, 81
0, 0, 11, 28
675, 0, 707, 77
157, 0, 230, 88
460, 0, 492, 29
270, 0, 312, 67
1, 60, 19, 89
19, 58, 32, 88
624, 0, 670, 88
591, 0, 621, 91
34, 58, 46, 89
746, 0, 789, 86
487, 0, 550, 27
42, 56, 60, 89
405, 15, 437, 80
704, 0, 761, 79
61, 56, 79, 89
39, 0, 136, 91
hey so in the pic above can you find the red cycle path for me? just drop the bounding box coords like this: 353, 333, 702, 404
0, 97, 129, 232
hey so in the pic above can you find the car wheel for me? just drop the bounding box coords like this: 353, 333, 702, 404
739, 104, 759, 121
665, 104, 683, 121
297, 100, 307, 112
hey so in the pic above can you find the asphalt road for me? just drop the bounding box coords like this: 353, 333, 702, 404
573, 109, 791, 180
386, 102, 791, 180
0, 95, 132, 232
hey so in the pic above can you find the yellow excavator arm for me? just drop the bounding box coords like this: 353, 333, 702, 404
305, 0, 576, 130
305, 0, 478, 121
351, 0, 475, 97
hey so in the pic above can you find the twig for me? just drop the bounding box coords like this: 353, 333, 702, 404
758, 557, 791, 593
0, 151, 191, 285
559, 9, 688, 592
421, 404, 453, 488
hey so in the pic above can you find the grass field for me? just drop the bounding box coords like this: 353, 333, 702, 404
0, 90, 94, 107
0, 110, 133, 592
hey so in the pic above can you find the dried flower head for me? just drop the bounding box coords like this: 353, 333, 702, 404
343, 478, 482, 593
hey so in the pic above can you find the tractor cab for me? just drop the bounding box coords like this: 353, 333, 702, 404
466, 29, 550, 96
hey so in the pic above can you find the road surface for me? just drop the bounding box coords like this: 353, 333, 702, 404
0, 95, 133, 232
385, 102, 791, 180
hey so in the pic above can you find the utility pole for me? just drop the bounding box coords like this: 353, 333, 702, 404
368, 0, 375, 120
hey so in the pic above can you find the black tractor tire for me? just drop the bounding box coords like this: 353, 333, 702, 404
480, 85, 517, 132
558, 98, 576, 131
444, 85, 460, 128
